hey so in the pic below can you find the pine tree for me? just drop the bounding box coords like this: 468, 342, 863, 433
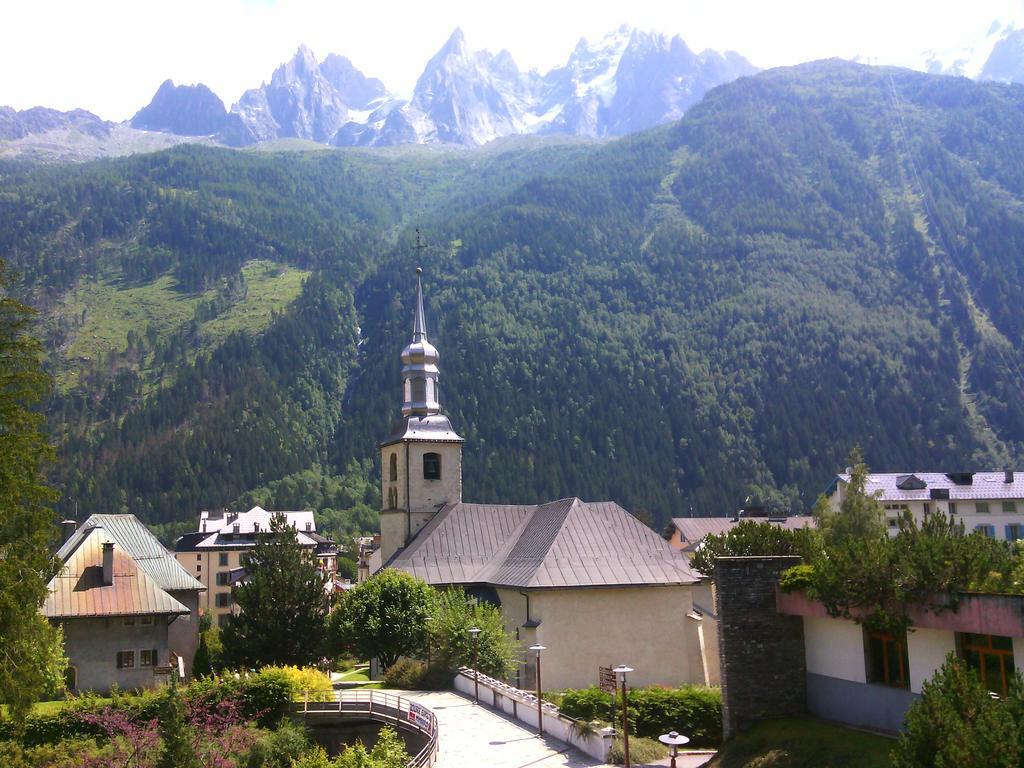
221, 512, 329, 668
0, 260, 66, 726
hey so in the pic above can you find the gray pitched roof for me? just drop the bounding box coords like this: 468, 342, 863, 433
389, 498, 699, 589
838, 471, 1024, 502
671, 516, 815, 543
58, 514, 204, 592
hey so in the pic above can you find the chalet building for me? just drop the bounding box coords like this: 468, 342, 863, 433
828, 470, 1024, 540
376, 269, 713, 690
46, 515, 204, 693
174, 507, 338, 627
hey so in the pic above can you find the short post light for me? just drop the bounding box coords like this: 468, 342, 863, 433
468, 627, 482, 703
529, 644, 546, 736
658, 730, 690, 768
613, 665, 634, 768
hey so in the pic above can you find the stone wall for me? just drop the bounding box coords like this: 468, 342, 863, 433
714, 556, 806, 739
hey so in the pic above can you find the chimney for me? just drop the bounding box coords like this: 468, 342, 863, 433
1006, 470, 1015, 484
102, 542, 114, 586
60, 520, 77, 545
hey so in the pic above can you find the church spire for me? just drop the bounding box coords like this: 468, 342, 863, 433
400, 265, 441, 418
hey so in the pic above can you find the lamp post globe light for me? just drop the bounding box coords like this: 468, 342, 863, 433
658, 731, 690, 768
529, 644, 546, 736
612, 665, 634, 768
468, 627, 482, 703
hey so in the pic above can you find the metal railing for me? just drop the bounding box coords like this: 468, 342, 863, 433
293, 689, 438, 768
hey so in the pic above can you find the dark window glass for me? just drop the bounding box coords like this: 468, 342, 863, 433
389, 453, 398, 482
423, 452, 441, 480
961, 633, 1015, 697
865, 630, 908, 688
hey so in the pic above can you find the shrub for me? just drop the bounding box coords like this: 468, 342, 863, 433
560, 687, 614, 722
382, 659, 451, 690
259, 665, 334, 702
607, 735, 666, 765
779, 564, 815, 593
628, 685, 722, 747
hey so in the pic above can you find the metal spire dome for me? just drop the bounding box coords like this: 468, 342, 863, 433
401, 265, 441, 417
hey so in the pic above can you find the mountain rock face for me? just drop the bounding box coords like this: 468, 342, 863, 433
0, 106, 110, 141
131, 80, 228, 136
980, 28, 1024, 83
225, 45, 388, 145
336, 26, 757, 147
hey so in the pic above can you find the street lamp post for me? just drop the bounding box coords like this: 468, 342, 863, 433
658, 731, 690, 768
529, 644, 546, 736
468, 627, 482, 703
613, 665, 634, 768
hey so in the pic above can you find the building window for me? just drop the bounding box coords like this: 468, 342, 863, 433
865, 630, 909, 688
197, 564, 201, 573
960, 633, 1015, 697
216, 572, 230, 586
976, 502, 990, 515
217, 614, 231, 629
219, 552, 228, 566
949, 502, 958, 515
215, 592, 232, 608
116, 651, 135, 669
123, 617, 135, 627
140, 649, 157, 667
196, 554, 201, 561
389, 453, 398, 482
423, 452, 441, 480
976, 524, 995, 537
1004, 501, 1018, 514
140, 615, 153, 626
1009, 524, 1024, 541
232, 523, 240, 534
387, 486, 398, 509
923, 502, 931, 515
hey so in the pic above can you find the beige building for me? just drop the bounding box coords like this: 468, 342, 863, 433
376, 270, 715, 690
174, 507, 338, 627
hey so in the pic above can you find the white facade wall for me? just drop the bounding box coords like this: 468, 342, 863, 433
906, 628, 956, 693
803, 617, 866, 683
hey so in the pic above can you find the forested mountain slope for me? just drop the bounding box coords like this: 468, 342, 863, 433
4, 59, 1024, 534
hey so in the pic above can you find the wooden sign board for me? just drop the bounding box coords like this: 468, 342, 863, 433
598, 665, 616, 693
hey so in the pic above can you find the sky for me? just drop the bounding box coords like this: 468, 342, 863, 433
2, 0, 1023, 121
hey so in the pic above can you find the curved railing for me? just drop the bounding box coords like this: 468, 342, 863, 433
293, 690, 438, 768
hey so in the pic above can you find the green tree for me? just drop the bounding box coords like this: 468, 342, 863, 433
221, 512, 330, 668
690, 520, 818, 578
813, 447, 885, 545
430, 588, 518, 680
892, 654, 1019, 768
156, 682, 201, 768
0, 261, 66, 726
335, 725, 409, 768
328, 570, 435, 669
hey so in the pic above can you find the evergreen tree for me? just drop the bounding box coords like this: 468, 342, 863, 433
0, 260, 66, 726
892, 654, 1019, 768
813, 447, 886, 544
221, 513, 330, 668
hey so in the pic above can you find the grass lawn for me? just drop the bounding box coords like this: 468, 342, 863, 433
706, 718, 894, 768
338, 669, 372, 682
1, 697, 112, 717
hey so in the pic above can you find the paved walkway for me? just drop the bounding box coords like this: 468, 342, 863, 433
401, 690, 714, 768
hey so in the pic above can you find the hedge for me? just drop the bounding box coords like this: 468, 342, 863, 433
558, 685, 722, 748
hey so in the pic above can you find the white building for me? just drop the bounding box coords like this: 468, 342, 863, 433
828, 471, 1024, 540
174, 506, 338, 627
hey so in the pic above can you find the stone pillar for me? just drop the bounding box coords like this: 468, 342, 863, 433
714, 556, 806, 740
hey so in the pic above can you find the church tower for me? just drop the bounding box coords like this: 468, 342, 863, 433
378, 266, 464, 563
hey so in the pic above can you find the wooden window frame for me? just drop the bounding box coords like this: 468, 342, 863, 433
864, 629, 909, 689
960, 633, 1015, 698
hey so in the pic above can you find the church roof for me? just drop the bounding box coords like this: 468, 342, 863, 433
380, 414, 464, 447
387, 498, 700, 589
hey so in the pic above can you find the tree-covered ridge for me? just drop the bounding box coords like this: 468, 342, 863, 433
4, 60, 1024, 531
